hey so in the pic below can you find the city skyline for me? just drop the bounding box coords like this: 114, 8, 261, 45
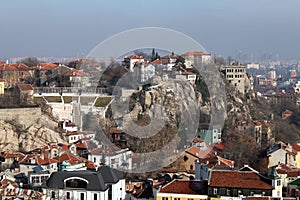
0, 0, 300, 60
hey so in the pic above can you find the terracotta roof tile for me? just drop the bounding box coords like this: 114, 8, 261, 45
0, 63, 31, 71
64, 69, 88, 77
17, 83, 33, 90
182, 51, 211, 56
209, 170, 274, 190
36, 63, 59, 71
292, 144, 300, 152
185, 146, 214, 159
159, 180, 207, 195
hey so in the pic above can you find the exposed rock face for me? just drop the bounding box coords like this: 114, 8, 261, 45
0, 113, 66, 152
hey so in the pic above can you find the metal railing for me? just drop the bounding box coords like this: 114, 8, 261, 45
34, 87, 108, 95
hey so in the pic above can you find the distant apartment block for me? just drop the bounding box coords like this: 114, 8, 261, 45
246, 63, 260, 69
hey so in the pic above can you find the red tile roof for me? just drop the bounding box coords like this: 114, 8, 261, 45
185, 146, 214, 159
53, 152, 86, 165
36, 63, 58, 71
209, 170, 274, 190
64, 69, 88, 77
150, 59, 169, 65
0, 63, 31, 71
86, 160, 97, 170
125, 55, 144, 59
0, 78, 5, 82
282, 109, 293, 115
200, 155, 235, 168
1, 152, 24, 159
17, 83, 33, 91
0, 179, 19, 189
181, 71, 196, 75
161, 54, 178, 59
182, 51, 211, 56
110, 129, 122, 134
292, 144, 300, 152
159, 180, 207, 195
189, 137, 204, 143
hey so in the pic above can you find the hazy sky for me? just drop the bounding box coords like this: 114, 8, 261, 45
1, 0, 299, 60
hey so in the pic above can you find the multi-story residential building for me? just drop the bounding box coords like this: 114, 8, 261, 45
123, 55, 145, 72
98, 165, 126, 200
175, 71, 197, 84
208, 169, 277, 198
0, 63, 33, 88
291, 143, 300, 169
134, 62, 155, 83
0, 78, 4, 95
44, 166, 125, 200
53, 152, 87, 171
181, 51, 211, 68
246, 63, 260, 69
157, 179, 208, 200
0, 152, 24, 170
222, 62, 247, 95
237, 120, 274, 150
267, 142, 296, 169
88, 147, 132, 171
66, 131, 96, 144
198, 126, 222, 145
294, 80, 300, 93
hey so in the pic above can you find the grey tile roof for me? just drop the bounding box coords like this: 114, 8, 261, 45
45, 166, 124, 191
46, 170, 107, 191
97, 165, 124, 184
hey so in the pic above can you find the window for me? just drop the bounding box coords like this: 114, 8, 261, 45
188, 199, 194, 200
80, 193, 85, 200
213, 188, 218, 195
174, 198, 180, 200
277, 180, 281, 186
162, 198, 168, 200
66, 192, 70, 200
51, 191, 55, 198
93, 193, 97, 200
183, 155, 188, 161
227, 189, 231, 196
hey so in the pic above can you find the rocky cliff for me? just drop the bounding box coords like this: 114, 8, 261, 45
0, 110, 66, 152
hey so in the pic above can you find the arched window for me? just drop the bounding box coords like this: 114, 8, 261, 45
65, 178, 88, 189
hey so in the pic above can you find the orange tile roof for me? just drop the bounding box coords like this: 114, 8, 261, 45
209, 170, 274, 190
159, 180, 207, 194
